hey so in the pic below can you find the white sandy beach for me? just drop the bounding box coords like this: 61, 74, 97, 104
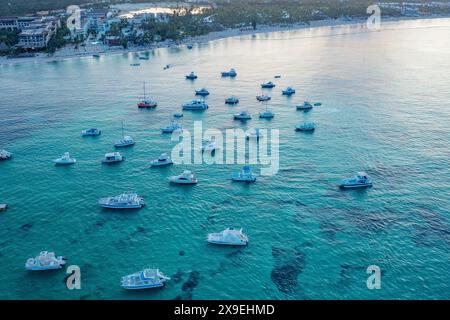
1, 15, 449, 67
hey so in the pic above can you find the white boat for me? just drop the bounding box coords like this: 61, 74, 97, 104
261, 81, 275, 88
115, 135, 135, 148
295, 122, 316, 132
98, 192, 145, 209
114, 121, 135, 147
0, 204, 7, 211
0, 149, 12, 160
256, 95, 271, 102
297, 101, 313, 110
195, 88, 209, 96
231, 166, 256, 182
169, 170, 198, 184
161, 121, 182, 133
137, 81, 157, 108
185, 72, 198, 80
182, 99, 208, 110
151, 153, 173, 167
121, 268, 170, 290
246, 128, 264, 140
25, 251, 66, 271
234, 111, 251, 120
225, 96, 239, 104
81, 128, 101, 136
102, 152, 124, 163
282, 87, 296, 95
53, 152, 76, 165
207, 228, 248, 246
221, 68, 237, 77
340, 172, 373, 189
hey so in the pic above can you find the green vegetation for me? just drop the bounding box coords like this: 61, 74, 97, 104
45, 23, 70, 53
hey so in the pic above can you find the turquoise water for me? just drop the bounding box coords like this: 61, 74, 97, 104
0, 19, 449, 300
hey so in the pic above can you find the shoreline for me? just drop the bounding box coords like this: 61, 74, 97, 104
1, 15, 449, 67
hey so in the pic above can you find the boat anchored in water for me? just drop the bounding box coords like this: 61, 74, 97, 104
259, 102, 274, 119
225, 96, 239, 104
151, 153, 173, 167
102, 152, 124, 164
256, 95, 271, 102
53, 152, 76, 165
169, 170, 198, 184
232, 166, 257, 182
182, 99, 208, 110
234, 111, 251, 120
297, 101, 313, 111
185, 72, 198, 80
195, 88, 210, 96
81, 128, 101, 136
98, 192, 145, 209
340, 172, 373, 189
161, 121, 182, 133
121, 268, 170, 290
207, 228, 248, 246
0, 149, 12, 160
201, 139, 219, 153
25, 251, 66, 271
138, 81, 157, 108
282, 87, 296, 95
115, 121, 135, 148
261, 81, 275, 88
173, 112, 184, 118
221, 68, 237, 77
295, 122, 316, 132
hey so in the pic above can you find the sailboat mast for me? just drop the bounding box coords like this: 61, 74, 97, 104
143, 81, 146, 100
121, 121, 124, 139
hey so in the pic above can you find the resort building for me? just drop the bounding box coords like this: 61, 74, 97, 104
18, 28, 52, 49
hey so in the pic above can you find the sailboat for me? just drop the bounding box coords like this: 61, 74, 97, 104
138, 82, 157, 108
259, 101, 274, 119
114, 121, 135, 148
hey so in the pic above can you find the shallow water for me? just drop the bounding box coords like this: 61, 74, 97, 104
0, 19, 449, 300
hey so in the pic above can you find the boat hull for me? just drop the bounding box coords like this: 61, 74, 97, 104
340, 183, 373, 189
122, 283, 164, 290
207, 240, 248, 246
100, 204, 144, 209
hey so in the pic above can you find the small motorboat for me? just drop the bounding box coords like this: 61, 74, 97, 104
161, 121, 182, 133
121, 268, 170, 290
163, 64, 171, 70
295, 122, 316, 132
151, 153, 173, 167
195, 88, 210, 96
234, 111, 251, 120
102, 152, 124, 164
246, 128, 264, 140
261, 81, 275, 88
297, 101, 313, 111
274, 75, 281, 78
25, 251, 66, 271
93, 54, 100, 58
98, 192, 145, 209
256, 95, 271, 102
139, 55, 150, 60
185, 72, 198, 80
53, 152, 76, 165
0, 149, 12, 160
221, 68, 237, 77
314, 102, 322, 106
207, 228, 248, 246
225, 96, 239, 104
187, 44, 193, 49
340, 172, 373, 189
115, 135, 135, 148
232, 166, 256, 182
169, 170, 198, 184
259, 110, 274, 119
282, 87, 296, 95
182, 99, 208, 110
0, 204, 8, 212
130, 63, 141, 67
173, 112, 184, 118
81, 128, 101, 136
